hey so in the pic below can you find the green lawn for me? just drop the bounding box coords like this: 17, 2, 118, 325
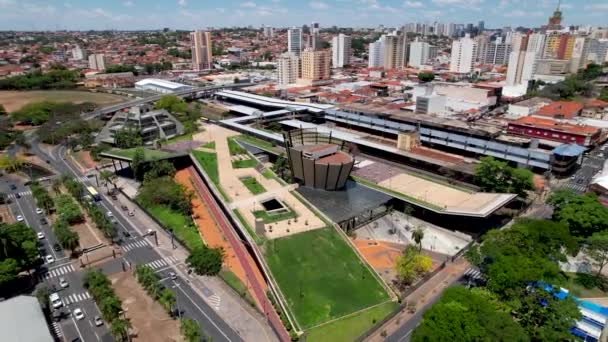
105, 148, 173, 161
262, 169, 276, 179
305, 301, 398, 342
164, 133, 193, 144
228, 137, 247, 155
202, 141, 216, 149
265, 227, 389, 329
192, 150, 219, 185
219, 269, 256, 307
144, 204, 203, 251
232, 158, 258, 169
253, 208, 297, 224
241, 177, 266, 195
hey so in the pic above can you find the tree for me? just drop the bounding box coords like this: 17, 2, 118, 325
186, 246, 224, 276
474, 157, 533, 198
417, 72, 435, 83
159, 289, 176, 315
548, 190, 608, 237
411, 286, 529, 342
100, 170, 118, 190
586, 231, 608, 277
395, 245, 432, 285
110, 318, 130, 342
271, 155, 292, 183
181, 318, 202, 342
114, 128, 143, 148
35, 285, 51, 311
131, 147, 146, 180
52, 178, 62, 194
411, 227, 425, 251
0, 104, 6, 116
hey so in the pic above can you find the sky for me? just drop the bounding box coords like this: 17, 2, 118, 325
0, 0, 606, 31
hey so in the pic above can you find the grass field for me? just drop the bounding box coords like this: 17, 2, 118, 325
144, 204, 203, 251
0, 90, 127, 112
164, 133, 193, 144
265, 227, 390, 329
232, 158, 257, 169
228, 137, 247, 155
202, 141, 216, 150
253, 208, 297, 224
192, 150, 219, 185
105, 148, 173, 161
305, 301, 398, 342
219, 269, 257, 307
241, 176, 266, 195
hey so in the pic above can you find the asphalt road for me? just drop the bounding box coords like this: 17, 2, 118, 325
43, 143, 242, 341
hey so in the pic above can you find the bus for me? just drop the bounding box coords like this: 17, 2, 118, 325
87, 186, 101, 202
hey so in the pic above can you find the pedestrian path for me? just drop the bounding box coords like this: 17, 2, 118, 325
463, 267, 483, 280
51, 322, 63, 339
63, 291, 91, 305
38, 264, 75, 281
145, 256, 180, 270
208, 294, 221, 310
6, 191, 32, 199
121, 239, 150, 252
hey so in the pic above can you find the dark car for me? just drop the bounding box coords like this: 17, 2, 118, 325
111, 195, 118, 200
122, 231, 131, 238
15, 193, 20, 198
9, 184, 17, 190
121, 205, 128, 211
53, 243, 61, 252
40, 218, 48, 225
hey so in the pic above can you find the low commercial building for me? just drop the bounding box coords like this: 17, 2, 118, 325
507, 116, 601, 147
506, 97, 553, 119
0, 295, 54, 342
84, 72, 135, 88
534, 101, 584, 119
134, 78, 192, 94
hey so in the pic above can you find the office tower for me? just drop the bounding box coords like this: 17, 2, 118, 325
446, 23, 456, 37
368, 35, 385, 68
506, 33, 546, 86
288, 27, 303, 56
300, 49, 331, 81
587, 39, 608, 65
383, 34, 408, 69
466, 23, 474, 34
277, 53, 300, 85
88, 54, 107, 71
449, 34, 477, 73
309, 22, 322, 51
263, 26, 274, 38
331, 33, 351, 68
478, 21, 485, 33
408, 39, 432, 68
190, 30, 213, 71
475, 35, 490, 63
484, 40, 511, 65
72, 45, 86, 60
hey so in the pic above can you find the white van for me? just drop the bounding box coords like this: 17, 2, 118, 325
49, 293, 63, 309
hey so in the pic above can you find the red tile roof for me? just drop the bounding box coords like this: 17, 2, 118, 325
584, 99, 608, 108
536, 101, 583, 119
511, 116, 599, 135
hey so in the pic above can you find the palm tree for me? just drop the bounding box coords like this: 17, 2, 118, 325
99, 170, 117, 190
411, 227, 425, 252
110, 318, 130, 342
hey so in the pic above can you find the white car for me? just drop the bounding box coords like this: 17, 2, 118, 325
106, 211, 113, 218
35, 208, 43, 215
37, 232, 45, 240
16, 215, 24, 222
49, 293, 62, 309
45, 255, 54, 263
59, 277, 69, 288
73, 308, 85, 320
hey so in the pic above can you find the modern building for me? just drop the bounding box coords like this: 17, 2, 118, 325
506, 32, 546, 86
134, 78, 192, 94
262, 26, 274, 38
408, 39, 434, 68
368, 35, 385, 68
299, 49, 331, 83
332, 33, 352, 68
0, 295, 54, 342
586, 39, 608, 65
97, 104, 184, 145
507, 116, 600, 147
543, 33, 575, 60
449, 34, 477, 73
309, 22, 322, 51
71, 45, 86, 60
283, 128, 354, 191
288, 27, 303, 56
191, 30, 213, 71
277, 52, 300, 85
482, 38, 511, 65
415, 94, 446, 114
383, 34, 407, 70
88, 53, 107, 71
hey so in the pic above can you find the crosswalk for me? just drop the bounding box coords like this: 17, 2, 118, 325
63, 291, 91, 305
51, 322, 63, 339
121, 239, 151, 252
463, 268, 483, 280
208, 294, 221, 310
6, 191, 32, 199
145, 256, 180, 270
38, 264, 75, 281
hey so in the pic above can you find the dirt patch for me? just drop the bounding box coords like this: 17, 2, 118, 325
110, 272, 182, 342
0, 90, 127, 112
75, 150, 97, 171
0, 205, 14, 223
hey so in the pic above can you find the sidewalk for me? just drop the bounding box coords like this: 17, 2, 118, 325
365, 258, 470, 342
115, 190, 279, 342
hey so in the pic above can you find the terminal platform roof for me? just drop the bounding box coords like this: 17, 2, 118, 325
216, 90, 334, 113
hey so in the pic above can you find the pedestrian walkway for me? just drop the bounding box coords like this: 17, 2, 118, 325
6, 190, 32, 199
145, 256, 180, 270
208, 293, 221, 310
38, 264, 75, 281
463, 267, 483, 281
121, 239, 150, 252
63, 291, 91, 305
51, 322, 63, 339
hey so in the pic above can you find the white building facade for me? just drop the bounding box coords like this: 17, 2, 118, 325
288, 27, 303, 57
277, 53, 300, 85
449, 34, 477, 73
332, 33, 352, 68
368, 35, 385, 68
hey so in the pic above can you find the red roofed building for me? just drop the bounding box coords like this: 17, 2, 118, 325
535, 101, 583, 119
507, 116, 600, 146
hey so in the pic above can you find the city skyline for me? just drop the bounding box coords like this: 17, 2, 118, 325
0, 0, 607, 31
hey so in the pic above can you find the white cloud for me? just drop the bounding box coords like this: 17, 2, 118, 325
403, 1, 423, 8
177, 0, 187, 7
309, 1, 329, 10
584, 3, 608, 11
423, 10, 442, 17
123, 1, 134, 7
241, 1, 256, 7
504, 9, 542, 17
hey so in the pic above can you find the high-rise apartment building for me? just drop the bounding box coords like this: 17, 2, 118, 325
88, 54, 107, 71
191, 30, 213, 71
408, 39, 433, 68
383, 34, 408, 70
368, 35, 385, 68
288, 27, 303, 56
263, 26, 274, 38
331, 34, 351, 68
569, 36, 590, 73
277, 53, 300, 85
72, 45, 86, 61
309, 22, 322, 50
587, 39, 608, 65
449, 34, 477, 73
506, 33, 546, 86
300, 49, 331, 82
543, 33, 575, 60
